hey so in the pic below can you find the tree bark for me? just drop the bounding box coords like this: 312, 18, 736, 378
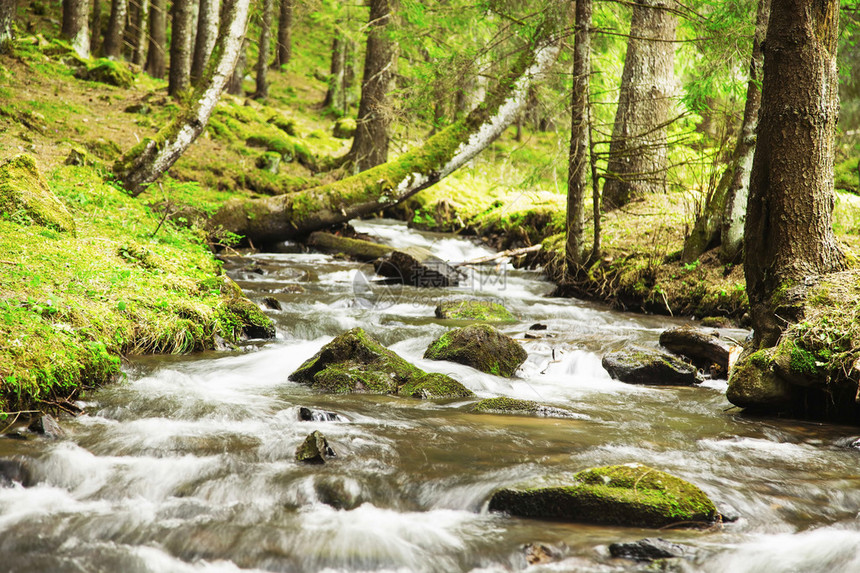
272, 0, 292, 69
128, 0, 150, 65
254, 0, 274, 98
211, 13, 563, 245
602, 0, 676, 211
322, 33, 345, 111
0, 0, 15, 49
744, 0, 845, 347
114, 0, 251, 196
145, 0, 167, 78
90, 0, 103, 54
346, 0, 396, 173
62, 0, 91, 58
103, 0, 128, 59
681, 0, 770, 264
565, 0, 592, 272
191, 0, 219, 83
226, 37, 247, 94
168, 0, 195, 97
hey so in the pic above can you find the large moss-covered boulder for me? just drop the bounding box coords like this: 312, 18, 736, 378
76, 58, 134, 88
471, 397, 578, 419
726, 349, 796, 410
488, 464, 719, 528
602, 347, 699, 386
424, 324, 527, 377
435, 299, 516, 322
289, 328, 473, 398
0, 155, 75, 233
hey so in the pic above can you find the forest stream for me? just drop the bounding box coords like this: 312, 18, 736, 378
3, 220, 860, 573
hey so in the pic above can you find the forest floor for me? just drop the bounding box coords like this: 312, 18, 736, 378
2, 23, 860, 415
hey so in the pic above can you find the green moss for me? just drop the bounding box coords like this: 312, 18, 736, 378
289, 327, 472, 398
470, 397, 576, 418
76, 59, 134, 88
788, 342, 818, 377
424, 324, 527, 377
435, 300, 516, 322
489, 464, 719, 528
333, 117, 357, 139
222, 298, 276, 340
0, 155, 76, 233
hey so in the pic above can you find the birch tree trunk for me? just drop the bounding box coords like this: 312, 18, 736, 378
114, 0, 251, 196
226, 37, 247, 94
681, 0, 770, 264
145, 0, 166, 77
191, 0, 219, 83
346, 0, 396, 173
62, 0, 91, 58
272, 0, 292, 68
254, 0, 274, 98
602, 0, 676, 211
743, 0, 845, 347
168, 0, 195, 97
103, 0, 128, 59
0, 0, 15, 49
211, 10, 564, 245
565, 0, 592, 272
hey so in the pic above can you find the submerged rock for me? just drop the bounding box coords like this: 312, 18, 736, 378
424, 324, 527, 377
659, 326, 738, 376
0, 459, 33, 487
602, 347, 699, 386
298, 406, 347, 422
608, 538, 692, 562
295, 431, 336, 464
523, 543, 560, 565
435, 299, 516, 322
0, 155, 76, 233
470, 397, 578, 419
28, 414, 65, 438
289, 328, 473, 398
488, 464, 719, 528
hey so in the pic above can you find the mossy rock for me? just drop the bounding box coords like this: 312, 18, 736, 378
255, 151, 281, 174
488, 464, 719, 528
289, 327, 473, 398
224, 298, 276, 339
424, 324, 527, 377
435, 299, 516, 322
333, 117, 357, 139
471, 397, 577, 419
76, 58, 134, 88
0, 155, 75, 234
295, 430, 336, 464
602, 347, 699, 386
726, 349, 796, 410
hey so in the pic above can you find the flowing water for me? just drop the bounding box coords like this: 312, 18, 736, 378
3, 219, 860, 573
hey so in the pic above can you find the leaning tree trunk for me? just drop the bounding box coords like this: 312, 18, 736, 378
191, 0, 219, 83
744, 0, 845, 347
346, 0, 396, 173
145, 0, 167, 77
103, 0, 128, 59
272, 0, 292, 68
128, 0, 150, 65
210, 9, 564, 245
602, 0, 676, 211
62, 0, 91, 58
114, 0, 251, 196
168, 0, 195, 97
681, 0, 770, 264
565, 0, 592, 272
254, 0, 274, 98
0, 0, 15, 49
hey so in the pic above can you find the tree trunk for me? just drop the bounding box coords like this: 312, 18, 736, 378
103, 0, 128, 59
226, 37, 247, 94
211, 13, 563, 245
0, 0, 15, 49
681, 0, 770, 264
602, 0, 676, 211
145, 0, 167, 78
191, 0, 219, 83
62, 0, 91, 58
168, 0, 194, 97
254, 0, 274, 98
322, 32, 345, 111
272, 0, 292, 68
346, 0, 396, 173
90, 0, 102, 54
114, 0, 251, 196
744, 0, 845, 347
565, 0, 592, 272
128, 0, 149, 65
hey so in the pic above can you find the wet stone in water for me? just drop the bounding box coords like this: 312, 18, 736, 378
295, 431, 337, 464
298, 406, 347, 422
